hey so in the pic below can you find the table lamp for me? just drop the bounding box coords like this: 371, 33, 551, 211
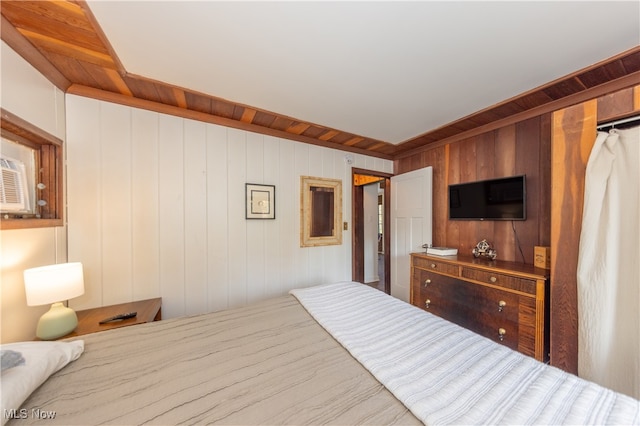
23, 262, 85, 340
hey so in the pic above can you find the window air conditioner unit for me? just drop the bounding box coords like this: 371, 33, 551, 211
1, 156, 30, 212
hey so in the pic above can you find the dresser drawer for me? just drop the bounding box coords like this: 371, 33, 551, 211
412, 256, 458, 276
413, 270, 461, 320
414, 272, 520, 350
460, 267, 536, 295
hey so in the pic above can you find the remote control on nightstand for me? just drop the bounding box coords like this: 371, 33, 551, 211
99, 311, 137, 324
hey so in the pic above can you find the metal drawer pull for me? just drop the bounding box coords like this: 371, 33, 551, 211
425, 299, 431, 308
498, 300, 506, 312
490, 276, 497, 283
430, 263, 437, 269
423, 279, 431, 287
498, 328, 506, 341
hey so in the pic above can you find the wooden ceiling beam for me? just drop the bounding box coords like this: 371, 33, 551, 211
67, 84, 394, 160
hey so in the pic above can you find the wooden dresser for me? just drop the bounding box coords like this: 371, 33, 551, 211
410, 253, 549, 362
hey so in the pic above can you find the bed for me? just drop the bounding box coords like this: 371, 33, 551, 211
2, 282, 639, 425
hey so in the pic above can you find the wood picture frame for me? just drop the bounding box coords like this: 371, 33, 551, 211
300, 176, 342, 247
245, 183, 275, 219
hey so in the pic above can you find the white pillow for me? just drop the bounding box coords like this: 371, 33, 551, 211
0, 340, 84, 425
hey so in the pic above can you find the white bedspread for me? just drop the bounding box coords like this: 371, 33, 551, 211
290, 282, 640, 425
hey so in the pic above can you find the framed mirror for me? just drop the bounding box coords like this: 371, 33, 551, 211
300, 176, 342, 247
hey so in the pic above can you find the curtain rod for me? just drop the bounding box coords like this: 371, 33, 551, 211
597, 114, 640, 130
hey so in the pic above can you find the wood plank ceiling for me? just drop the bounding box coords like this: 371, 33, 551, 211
2, 0, 640, 160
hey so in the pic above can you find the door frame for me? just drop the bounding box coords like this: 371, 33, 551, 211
352, 167, 393, 294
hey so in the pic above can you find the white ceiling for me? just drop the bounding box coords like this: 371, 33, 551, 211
87, 1, 639, 145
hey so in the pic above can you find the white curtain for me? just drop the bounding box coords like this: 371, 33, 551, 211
577, 125, 639, 399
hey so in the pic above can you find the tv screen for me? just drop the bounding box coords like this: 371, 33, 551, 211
449, 175, 526, 220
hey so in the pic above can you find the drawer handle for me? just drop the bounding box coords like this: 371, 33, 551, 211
425, 299, 431, 309
498, 328, 506, 341
490, 276, 497, 283
430, 263, 437, 269
423, 279, 431, 287
498, 300, 506, 312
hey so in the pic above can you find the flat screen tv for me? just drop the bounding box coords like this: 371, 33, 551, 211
449, 175, 526, 221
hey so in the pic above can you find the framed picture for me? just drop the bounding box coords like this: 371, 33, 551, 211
245, 183, 275, 219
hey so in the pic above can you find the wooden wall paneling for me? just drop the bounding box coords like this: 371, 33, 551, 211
158, 114, 186, 318
395, 151, 423, 175
263, 135, 282, 299
397, 116, 550, 265
245, 132, 267, 304
454, 137, 478, 255
514, 116, 542, 264
184, 119, 208, 316
99, 102, 133, 306
550, 99, 598, 374
445, 142, 461, 249
226, 128, 248, 308
206, 123, 230, 312
538, 114, 552, 248
473, 131, 496, 253
597, 87, 635, 122
131, 108, 160, 302
422, 146, 447, 246
66, 96, 102, 310
493, 124, 517, 261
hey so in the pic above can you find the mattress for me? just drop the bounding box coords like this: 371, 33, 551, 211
10, 294, 420, 425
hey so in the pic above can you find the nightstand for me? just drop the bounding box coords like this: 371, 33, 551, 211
58, 298, 162, 339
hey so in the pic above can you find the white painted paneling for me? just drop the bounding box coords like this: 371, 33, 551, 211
293, 144, 310, 288
100, 102, 133, 306
67, 97, 103, 310
131, 109, 160, 301
66, 95, 393, 317
0, 42, 65, 139
158, 114, 186, 318
184, 120, 208, 316
263, 135, 282, 299
277, 139, 296, 294
226, 128, 248, 308
206, 124, 229, 312
246, 132, 266, 304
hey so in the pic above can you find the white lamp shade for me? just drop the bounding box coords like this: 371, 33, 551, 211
24, 262, 85, 306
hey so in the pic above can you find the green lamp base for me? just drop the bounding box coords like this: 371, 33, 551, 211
36, 302, 78, 340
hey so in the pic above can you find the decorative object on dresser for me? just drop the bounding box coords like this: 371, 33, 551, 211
534, 245, 551, 269
410, 253, 549, 362
472, 239, 497, 260
49, 298, 162, 340
23, 263, 85, 340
